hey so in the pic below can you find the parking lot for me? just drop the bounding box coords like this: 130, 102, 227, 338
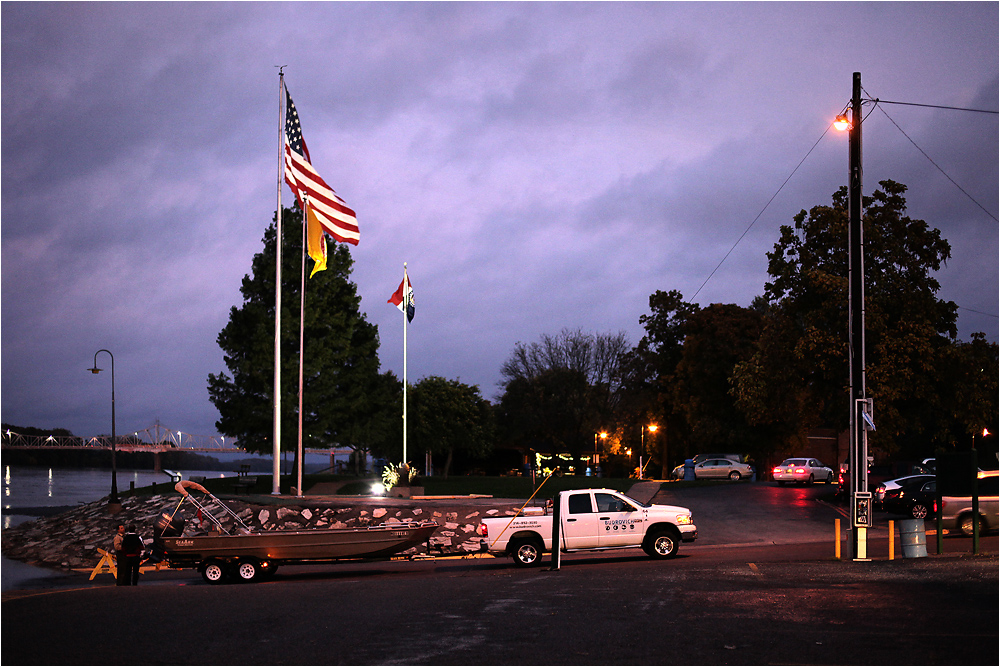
4, 480, 996, 665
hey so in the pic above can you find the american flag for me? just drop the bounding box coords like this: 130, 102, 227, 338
284, 86, 359, 245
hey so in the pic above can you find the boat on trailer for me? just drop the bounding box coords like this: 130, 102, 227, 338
152, 481, 439, 584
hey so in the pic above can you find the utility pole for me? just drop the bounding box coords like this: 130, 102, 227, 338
848, 71, 871, 559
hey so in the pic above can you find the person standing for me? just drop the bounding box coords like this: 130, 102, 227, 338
119, 524, 144, 586
113, 524, 127, 586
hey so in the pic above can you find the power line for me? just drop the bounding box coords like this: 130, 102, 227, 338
869, 98, 999, 115
958, 305, 999, 319
871, 101, 999, 223
690, 123, 835, 301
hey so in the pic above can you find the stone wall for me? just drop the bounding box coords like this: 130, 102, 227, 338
2, 494, 526, 570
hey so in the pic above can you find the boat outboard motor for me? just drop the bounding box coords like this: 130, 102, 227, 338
156, 513, 186, 537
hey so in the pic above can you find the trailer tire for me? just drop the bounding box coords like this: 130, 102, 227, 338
510, 537, 544, 567
644, 528, 680, 559
201, 559, 227, 585
236, 559, 260, 582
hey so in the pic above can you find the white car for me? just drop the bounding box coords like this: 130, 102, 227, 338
693, 458, 754, 481
772, 458, 834, 485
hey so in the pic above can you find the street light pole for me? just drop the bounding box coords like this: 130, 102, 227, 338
89, 349, 120, 509
847, 71, 870, 559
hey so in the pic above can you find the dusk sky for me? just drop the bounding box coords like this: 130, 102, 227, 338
2, 2, 997, 443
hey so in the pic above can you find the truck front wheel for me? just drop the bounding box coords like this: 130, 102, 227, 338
510, 537, 544, 567
644, 529, 679, 559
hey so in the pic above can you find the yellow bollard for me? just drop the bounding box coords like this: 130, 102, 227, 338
835, 518, 841, 560
889, 520, 894, 561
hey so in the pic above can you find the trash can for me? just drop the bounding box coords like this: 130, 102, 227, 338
899, 519, 927, 558
683, 459, 695, 481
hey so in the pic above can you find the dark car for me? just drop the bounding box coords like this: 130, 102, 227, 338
881, 477, 936, 520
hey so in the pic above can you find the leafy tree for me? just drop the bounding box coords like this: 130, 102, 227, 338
409, 376, 495, 478
207, 206, 395, 466
670, 303, 766, 455
733, 180, 992, 459
618, 290, 701, 477
498, 329, 630, 468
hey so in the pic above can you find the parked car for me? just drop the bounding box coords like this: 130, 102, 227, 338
940, 470, 999, 536
692, 453, 743, 464
773, 458, 834, 485
693, 458, 754, 481
879, 476, 937, 519
876, 474, 935, 503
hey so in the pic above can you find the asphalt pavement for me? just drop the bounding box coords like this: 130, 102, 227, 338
3, 481, 997, 666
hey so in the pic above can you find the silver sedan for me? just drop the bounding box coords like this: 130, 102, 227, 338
693, 458, 754, 481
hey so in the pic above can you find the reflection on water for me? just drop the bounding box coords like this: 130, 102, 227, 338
2, 465, 230, 511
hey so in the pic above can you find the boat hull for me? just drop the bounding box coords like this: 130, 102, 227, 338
157, 521, 438, 566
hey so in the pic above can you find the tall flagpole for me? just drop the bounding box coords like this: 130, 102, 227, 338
402, 262, 408, 469
296, 197, 308, 498
273, 68, 286, 495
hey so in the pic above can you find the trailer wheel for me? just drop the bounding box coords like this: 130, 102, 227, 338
510, 537, 544, 567
236, 559, 260, 582
201, 560, 227, 585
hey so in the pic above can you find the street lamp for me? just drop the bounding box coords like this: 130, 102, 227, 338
88, 349, 119, 508
593, 431, 607, 463
834, 72, 871, 560
639, 424, 657, 480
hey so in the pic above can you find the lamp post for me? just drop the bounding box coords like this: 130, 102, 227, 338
593, 431, 607, 464
88, 349, 120, 509
835, 72, 870, 560
639, 424, 657, 480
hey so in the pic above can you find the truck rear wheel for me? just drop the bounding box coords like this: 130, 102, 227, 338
510, 537, 544, 567
644, 529, 679, 559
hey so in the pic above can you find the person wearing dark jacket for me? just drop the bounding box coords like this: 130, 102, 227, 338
119, 524, 144, 586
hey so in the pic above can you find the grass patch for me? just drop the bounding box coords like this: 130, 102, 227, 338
124, 472, 649, 501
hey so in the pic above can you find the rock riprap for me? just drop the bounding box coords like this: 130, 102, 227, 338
3, 494, 524, 570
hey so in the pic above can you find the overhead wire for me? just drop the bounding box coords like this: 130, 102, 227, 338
866, 97, 998, 223
688, 92, 998, 320
689, 122, 836, 301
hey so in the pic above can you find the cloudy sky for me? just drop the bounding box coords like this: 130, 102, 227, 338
2, 2, 997, 442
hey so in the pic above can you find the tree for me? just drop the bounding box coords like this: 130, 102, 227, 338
498, 329, 630, 468
207, 206, 395, 465
619, 290, 701, 477
409, 376, 495, 478
733, 180, 992, 459
670, 303, 767, 454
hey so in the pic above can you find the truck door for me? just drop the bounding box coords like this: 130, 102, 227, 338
561, 491, 601, 549
596, 492, 645, 547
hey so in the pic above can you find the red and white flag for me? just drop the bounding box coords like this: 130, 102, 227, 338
284, 85, 359, 245
388, 269, 415, 322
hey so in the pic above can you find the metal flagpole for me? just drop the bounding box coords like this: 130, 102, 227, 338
297, 197, 308, 498
273, 68, 286, 495
402, 262, 408, 469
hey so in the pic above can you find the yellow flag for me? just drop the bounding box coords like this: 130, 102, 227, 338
306, 202, 327, 277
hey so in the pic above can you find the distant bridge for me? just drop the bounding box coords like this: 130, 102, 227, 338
1, 423, 341, 456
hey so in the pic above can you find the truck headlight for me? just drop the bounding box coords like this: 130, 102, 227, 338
675, 514, 693, 525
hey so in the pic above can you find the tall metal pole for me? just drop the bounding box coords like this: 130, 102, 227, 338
297, 198, 308, 498
90, 349, 119, 508
402, 262, 408, 469
273, 68, 285, 495
848, 71, 869, 559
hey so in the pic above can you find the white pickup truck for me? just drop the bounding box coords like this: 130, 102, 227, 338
478, 488, 697, 567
